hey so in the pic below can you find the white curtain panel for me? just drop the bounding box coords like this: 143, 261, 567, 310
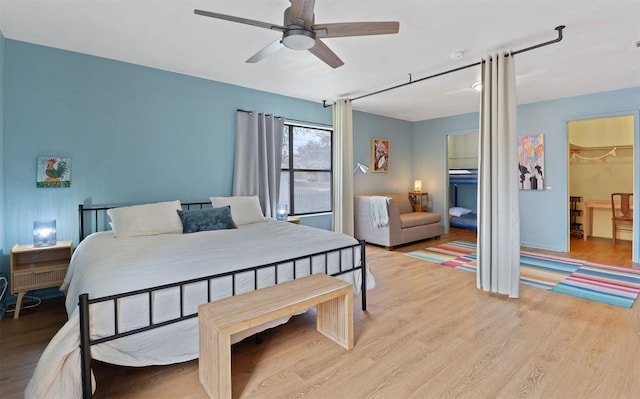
477, 51, 521, 298
233, 111, 284, 218
332, 99, 355, 235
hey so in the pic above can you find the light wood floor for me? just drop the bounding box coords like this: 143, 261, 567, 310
1, 229, 638, 398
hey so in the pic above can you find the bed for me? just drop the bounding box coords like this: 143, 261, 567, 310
449, 168, 478, 230
25, 198, 372, 399
449, 210, 478, 230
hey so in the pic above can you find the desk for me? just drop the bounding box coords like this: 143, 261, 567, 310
583, 200, 633, 241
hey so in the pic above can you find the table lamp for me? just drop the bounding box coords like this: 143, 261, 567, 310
414, 180, 422, 192
276, 203, 288, 221
33, 220, 57, 247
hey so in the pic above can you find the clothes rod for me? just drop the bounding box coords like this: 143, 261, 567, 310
322, 25, 565, 108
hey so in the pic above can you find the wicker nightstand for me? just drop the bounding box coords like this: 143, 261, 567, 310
408, 192, 429, 212
10, 240, 73, 319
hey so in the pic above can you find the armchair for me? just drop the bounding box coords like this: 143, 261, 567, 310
354, 193, 442, 250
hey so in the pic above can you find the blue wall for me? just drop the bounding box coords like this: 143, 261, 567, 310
3, 37, 640, 301
305, 111, 413, 229
2, 40, 338, 276
1, 39, 411, 290
414, 87, 640, 256
352, 111, 414, 197
0, 32, 5, 275
413, 113, 479, 219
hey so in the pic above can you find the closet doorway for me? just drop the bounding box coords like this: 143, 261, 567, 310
567, 114, 635, 262
446, 131, 479, 232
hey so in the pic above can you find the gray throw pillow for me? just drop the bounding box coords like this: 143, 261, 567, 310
177, 206, 237, 234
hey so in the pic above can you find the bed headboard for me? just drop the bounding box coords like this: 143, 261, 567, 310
78, 201, 212, 242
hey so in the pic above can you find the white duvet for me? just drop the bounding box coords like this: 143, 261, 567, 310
26, 220, 374, 398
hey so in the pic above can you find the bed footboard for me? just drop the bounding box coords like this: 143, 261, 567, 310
79, 240, 367, 399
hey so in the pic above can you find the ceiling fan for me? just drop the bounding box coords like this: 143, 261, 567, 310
194, 0, 399, 68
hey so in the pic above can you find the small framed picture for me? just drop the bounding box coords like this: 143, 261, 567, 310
37, 156, 71, 188
371, 138, 390, 173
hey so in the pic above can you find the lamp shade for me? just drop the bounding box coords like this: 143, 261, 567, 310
353, 162, 369, 174
414, 180, 422, 192
33, 220, 57, 247
276, 203, 288, 221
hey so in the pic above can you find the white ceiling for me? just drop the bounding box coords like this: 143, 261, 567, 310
1, 0, 639, 122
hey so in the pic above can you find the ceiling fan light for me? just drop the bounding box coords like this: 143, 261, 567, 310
282, 29, 316, 50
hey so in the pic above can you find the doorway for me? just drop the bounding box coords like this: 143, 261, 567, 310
567, 114, 635, 263
445, 131, 479, 232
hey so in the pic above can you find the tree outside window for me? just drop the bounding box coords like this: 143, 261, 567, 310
280, 124, 333, 215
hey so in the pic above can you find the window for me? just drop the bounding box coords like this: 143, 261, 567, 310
280, 123, 333, 216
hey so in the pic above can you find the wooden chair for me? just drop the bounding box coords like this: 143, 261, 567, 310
611, 193, 633, 245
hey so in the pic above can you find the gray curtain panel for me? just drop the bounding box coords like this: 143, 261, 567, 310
233, 110, 284, 218
332, 99, 355, 235
477, 51, 521, 298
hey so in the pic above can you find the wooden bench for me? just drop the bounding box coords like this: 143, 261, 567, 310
198, 273, 354, 399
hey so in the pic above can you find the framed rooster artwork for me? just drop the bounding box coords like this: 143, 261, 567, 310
37, 156, 71, 188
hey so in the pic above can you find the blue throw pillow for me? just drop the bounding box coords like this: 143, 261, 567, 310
177, 206, 237, 234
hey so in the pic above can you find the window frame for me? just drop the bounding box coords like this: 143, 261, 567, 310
281, 121, 334, 217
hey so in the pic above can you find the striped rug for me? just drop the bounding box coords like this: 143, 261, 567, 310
406, 240, 640, 308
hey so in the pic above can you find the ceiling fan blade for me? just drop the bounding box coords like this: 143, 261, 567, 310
194, 9, 286, 32
308, 39, 344, 69
289, 0, 315, 28
313, 21, 399, 38
246, 39, 285, 63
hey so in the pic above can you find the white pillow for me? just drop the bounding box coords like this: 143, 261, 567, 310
449, 207, 472, 217
210, 196, 266, 225
107, 200, 183, 238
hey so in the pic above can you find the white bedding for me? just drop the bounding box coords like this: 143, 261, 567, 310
26, 220, 374, 398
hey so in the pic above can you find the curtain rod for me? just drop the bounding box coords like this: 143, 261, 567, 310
322, 25, 565, 108
237, 109, 330, 128
285, 118, 332, 128
236, 109, 283, 119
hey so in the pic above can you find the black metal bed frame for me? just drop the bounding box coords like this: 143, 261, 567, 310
76, 202, 367, 398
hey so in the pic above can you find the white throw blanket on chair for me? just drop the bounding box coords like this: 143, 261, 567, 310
370, 196, 389, 227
